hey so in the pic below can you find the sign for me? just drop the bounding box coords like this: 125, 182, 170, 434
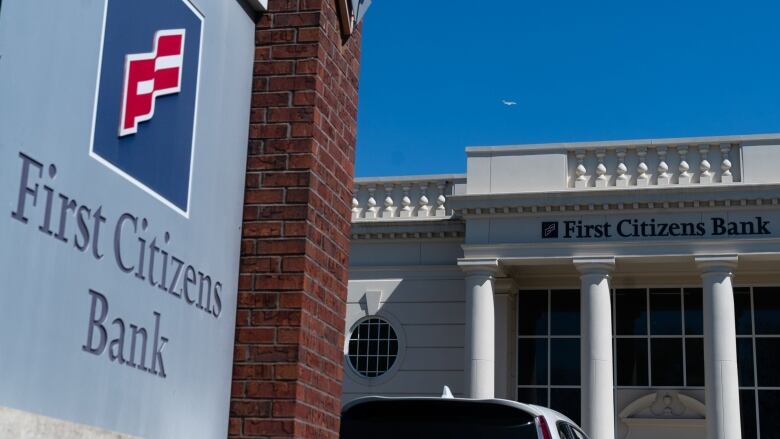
118, 29, 187, 137
91, 0, 203, 215
0, 0, 256, 437
541, 217, 772, 240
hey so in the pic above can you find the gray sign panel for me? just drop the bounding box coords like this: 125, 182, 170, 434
0, 0, 254, 437
487, 210, 780, 245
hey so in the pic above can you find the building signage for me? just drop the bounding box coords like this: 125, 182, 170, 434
11, 151, 223, 377
542, 217, 772, 240
91, 0, 203, 215
0, 0, 256, 437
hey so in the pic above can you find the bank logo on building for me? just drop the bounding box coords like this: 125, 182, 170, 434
90, 0, 203, 216
542, 221, 559, 239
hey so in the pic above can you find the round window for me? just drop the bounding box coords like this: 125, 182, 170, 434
347, 317, 398, 378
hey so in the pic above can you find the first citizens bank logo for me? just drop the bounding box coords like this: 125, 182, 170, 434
542, 221, 559, 239
90, 0, 203, 216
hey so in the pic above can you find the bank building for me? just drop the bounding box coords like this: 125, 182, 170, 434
343, 134, 780, 439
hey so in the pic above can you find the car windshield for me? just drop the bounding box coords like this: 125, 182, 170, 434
340, 399, 539, 439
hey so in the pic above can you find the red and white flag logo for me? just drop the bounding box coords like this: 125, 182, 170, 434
119, 29, 185, 137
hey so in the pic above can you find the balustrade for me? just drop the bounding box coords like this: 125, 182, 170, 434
566, 142, 741, 188
352, 176, 463, 221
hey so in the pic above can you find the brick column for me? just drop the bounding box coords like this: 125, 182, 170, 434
230, 1, 361, 438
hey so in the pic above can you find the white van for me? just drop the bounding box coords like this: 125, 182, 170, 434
340, 396, 590, 439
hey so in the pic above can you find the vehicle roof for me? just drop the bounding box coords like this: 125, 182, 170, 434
342, 395, 578, 426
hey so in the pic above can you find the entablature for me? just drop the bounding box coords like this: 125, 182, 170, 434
351, 217, 465, 241
449, 183, 780, 218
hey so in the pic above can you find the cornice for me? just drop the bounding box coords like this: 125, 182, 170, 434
466, 133, 780, 155
350, 218, 465, 241
354, 173, 466, 185
449, 183, 780, 217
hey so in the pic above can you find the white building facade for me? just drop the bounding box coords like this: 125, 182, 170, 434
343, 134, 780, 439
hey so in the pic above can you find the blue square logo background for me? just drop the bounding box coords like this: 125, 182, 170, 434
91, 0, 202, 214
542, 221, 559, 239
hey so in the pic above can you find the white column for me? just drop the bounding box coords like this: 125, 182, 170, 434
574, 258, 616, 439
696, 255, 742, 439
494, 278, 518, 399
460, 259, 500, 399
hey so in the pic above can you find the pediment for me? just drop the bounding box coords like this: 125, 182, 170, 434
620, 391, 705, 420
619, 392, 706, 438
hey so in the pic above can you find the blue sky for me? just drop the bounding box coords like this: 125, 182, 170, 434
354, 0, 780, 177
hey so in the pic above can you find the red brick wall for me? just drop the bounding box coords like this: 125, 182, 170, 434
230, 0, 361, 438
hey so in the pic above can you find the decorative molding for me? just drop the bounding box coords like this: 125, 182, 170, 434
695, 254, 739, 275
352, 175, 465, 222
453, 198, 780, 217
448, 183, 780, 218
618, 391, 706, 437
461, 241, 780, 264
619, 391, 705, 420
350, 230, 465, 241
350, 218, 465, 241
564, 141, 741, 189
573, 257, 615, 275
457, 258, 501, 276
467, 133, 779, 154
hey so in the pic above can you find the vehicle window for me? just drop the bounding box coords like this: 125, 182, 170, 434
569, 425, 589, 439
556, 421, 572, 439
341, 400, 540, 439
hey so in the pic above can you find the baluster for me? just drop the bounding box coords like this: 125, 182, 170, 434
636, 146, 649, 186
595, 149, 608, 187
574, 150, 588, 188
698, 144, 713, 184
417, 183, 430, 217
678, 145, 692, 184
434, 183, 446, 216
351, 188, 360, 220
615, 147, 628, 187
720, 143, 733, 183
657, 146, 670, 185
399, 185, 412, 218
381, 184, 394, 218
365, 185, 377, 219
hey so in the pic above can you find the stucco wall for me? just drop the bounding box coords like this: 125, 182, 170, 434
344, 240, 466, 402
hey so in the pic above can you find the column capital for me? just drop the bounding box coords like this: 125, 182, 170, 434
695, 255, 738, 276
573, 257, 615, 276
458, 258, 501, 277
